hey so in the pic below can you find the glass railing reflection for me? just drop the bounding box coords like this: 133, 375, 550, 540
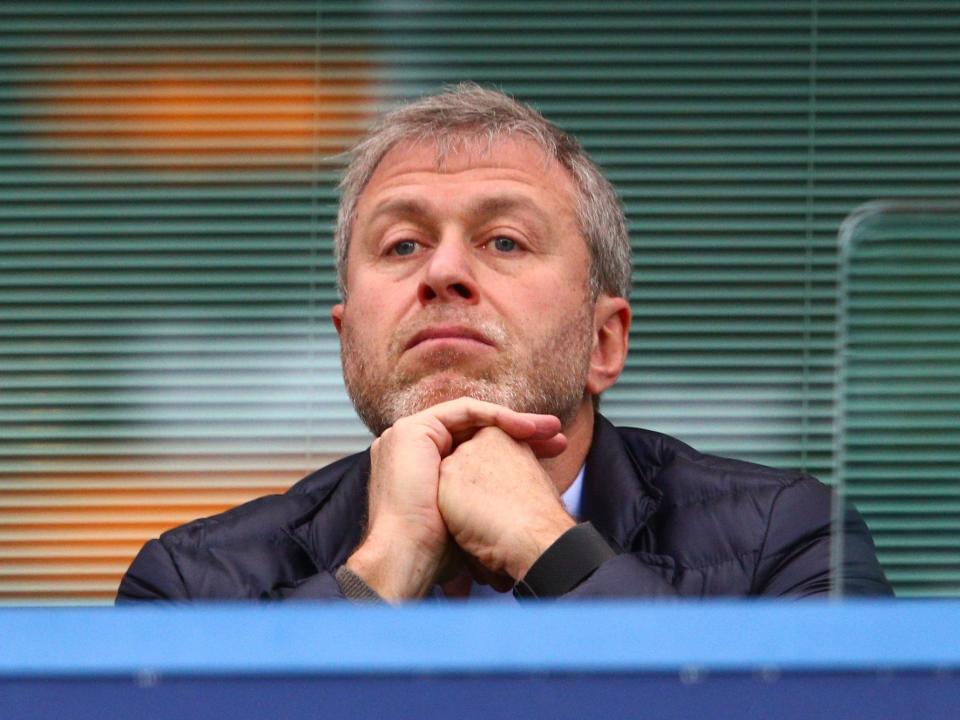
837, 201, 960, 598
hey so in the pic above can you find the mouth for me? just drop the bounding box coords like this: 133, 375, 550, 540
405, 325, 496, 351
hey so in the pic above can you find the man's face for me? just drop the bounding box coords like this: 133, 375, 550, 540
332, 135, 597, 436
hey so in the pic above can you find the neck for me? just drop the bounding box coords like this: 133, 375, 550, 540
541, 397, 595, 495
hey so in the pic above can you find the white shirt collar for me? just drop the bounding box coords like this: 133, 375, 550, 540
560, 464, 586, 521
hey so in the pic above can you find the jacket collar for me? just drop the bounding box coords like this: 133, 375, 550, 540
581, 414, 662, 552
287, 451, 370, 572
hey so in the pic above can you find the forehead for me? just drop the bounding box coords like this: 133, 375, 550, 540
355, 134, 580, 216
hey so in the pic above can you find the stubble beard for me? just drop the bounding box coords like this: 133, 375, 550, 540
340, 303, 595, 437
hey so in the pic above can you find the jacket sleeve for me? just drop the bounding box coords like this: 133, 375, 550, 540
116, 539, 190, 602
752, 476, 893, 597
561, 552, 680, 598
562, 476, 892, 599
116, 539, 350, 602
264, 571, 348, 600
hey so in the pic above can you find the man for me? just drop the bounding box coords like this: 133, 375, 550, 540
117, 84, 891, 602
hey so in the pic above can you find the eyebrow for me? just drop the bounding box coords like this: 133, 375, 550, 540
472, 195, 552, 226
367, 198, 433, 225
367, 194, 553, 228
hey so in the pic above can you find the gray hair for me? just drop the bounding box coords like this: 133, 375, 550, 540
334, 83, 632, 300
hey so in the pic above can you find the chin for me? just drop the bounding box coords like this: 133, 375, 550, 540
399, 372, 508, 413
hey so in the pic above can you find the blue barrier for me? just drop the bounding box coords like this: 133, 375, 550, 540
1, 601, 958, 719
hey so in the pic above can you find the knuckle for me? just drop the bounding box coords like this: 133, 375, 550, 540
438, 455, 454, 474
388, 416, 420, 436
456, 395, 487, 412
476, 425, 502, 440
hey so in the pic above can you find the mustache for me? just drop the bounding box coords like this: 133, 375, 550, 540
391, 311, 509, 354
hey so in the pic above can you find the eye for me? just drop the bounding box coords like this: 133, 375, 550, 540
389, 240, 419, 256
488, 236, 518, 253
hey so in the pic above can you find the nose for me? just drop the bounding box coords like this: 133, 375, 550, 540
417, 235, 479, 305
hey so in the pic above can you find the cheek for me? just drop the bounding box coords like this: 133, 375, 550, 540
342, 283, 397, 331
346, 268, 416, 317
513, 283, 587, 330
340, 307, 381, 356
494, 269, 568, 315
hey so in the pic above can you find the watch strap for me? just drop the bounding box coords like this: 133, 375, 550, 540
513, 522, 616, 599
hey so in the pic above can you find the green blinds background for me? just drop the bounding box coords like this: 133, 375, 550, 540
0, 1, 958, 603
841, 203, 960, 598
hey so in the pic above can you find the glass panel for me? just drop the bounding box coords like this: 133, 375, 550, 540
838, 201, 960, 598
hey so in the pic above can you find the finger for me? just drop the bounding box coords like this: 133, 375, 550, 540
513, 414, 563, 440
419, 397, 560, 439
451, 423, 561, 450
450, 424, 566, 458
526, 433, 568, 459
487, 572, 515, 593
490, 409, 561, 441
465, 555, 515, 592
439, 570, 474, 599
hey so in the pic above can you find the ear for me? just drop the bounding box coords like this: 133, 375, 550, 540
586, 295, 631, 395
331, 303, 345, 336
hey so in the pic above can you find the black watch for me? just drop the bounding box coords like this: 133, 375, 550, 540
513, 522, 616, 599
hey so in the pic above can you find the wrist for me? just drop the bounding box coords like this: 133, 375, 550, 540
347, 526, 443, 602
505, 512, 576, 581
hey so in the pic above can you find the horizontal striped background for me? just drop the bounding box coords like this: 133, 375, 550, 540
1, 0, 958, 602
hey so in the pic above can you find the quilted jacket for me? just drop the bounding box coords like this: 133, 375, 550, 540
117, 415, 892, 600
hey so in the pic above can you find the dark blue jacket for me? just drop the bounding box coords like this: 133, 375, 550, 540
116, 415, 892, 600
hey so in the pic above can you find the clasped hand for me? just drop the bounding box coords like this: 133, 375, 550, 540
345, 397, 576, 601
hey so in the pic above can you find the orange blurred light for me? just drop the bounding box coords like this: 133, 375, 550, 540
30, 54, 375, 169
